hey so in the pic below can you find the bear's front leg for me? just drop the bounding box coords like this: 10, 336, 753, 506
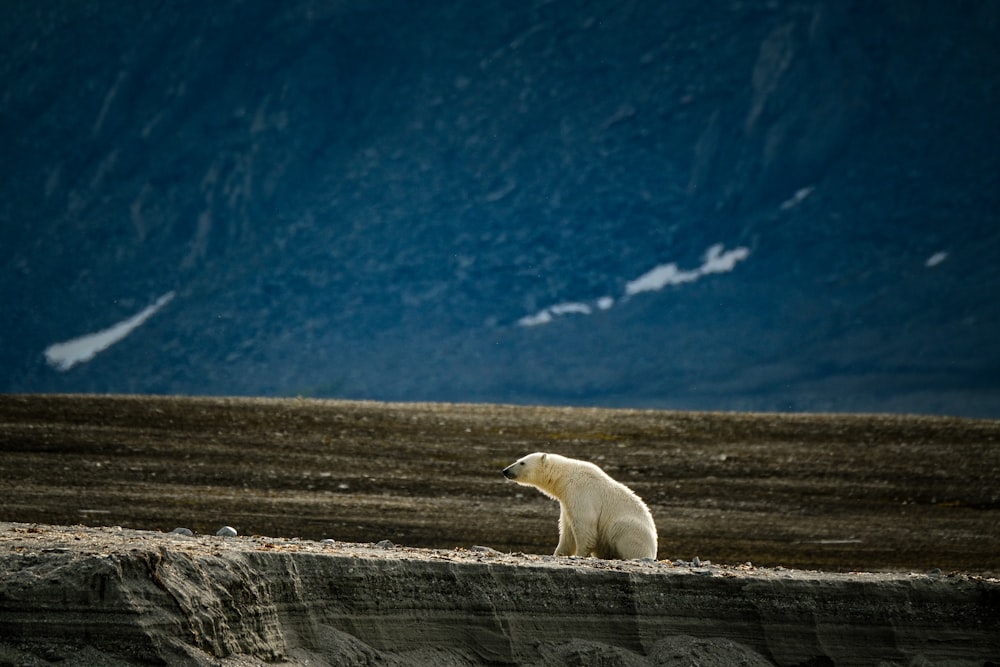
554, 503, 577, 556
571, 525, 599, 558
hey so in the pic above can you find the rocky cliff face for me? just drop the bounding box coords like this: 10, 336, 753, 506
1, 523, 997, 667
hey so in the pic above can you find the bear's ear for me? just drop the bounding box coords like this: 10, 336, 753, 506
540, 453, 547, 462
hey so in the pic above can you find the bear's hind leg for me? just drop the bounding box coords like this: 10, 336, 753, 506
609, 519, 657, 560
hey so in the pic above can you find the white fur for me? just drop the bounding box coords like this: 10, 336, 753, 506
503, 452, 658, 560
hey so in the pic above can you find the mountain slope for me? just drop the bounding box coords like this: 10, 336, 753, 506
2, 0, 999, 415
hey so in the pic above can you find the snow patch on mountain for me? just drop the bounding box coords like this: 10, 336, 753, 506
779, 186, 815, 211
518, 244, 750, 327
44, 292, 176, 371
627, 244, 750, 296
925, 251, 948, 268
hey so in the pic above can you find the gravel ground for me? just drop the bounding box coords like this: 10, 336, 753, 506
2, 393, 998, 574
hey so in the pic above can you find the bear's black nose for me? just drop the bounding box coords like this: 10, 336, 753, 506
502, 467, 516, 479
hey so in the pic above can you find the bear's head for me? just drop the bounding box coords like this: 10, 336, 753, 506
502, 452, 548, 485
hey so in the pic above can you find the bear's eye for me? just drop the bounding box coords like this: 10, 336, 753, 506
519, 462, 525, 466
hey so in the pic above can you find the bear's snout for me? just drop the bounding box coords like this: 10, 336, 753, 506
502, 465, 517, 480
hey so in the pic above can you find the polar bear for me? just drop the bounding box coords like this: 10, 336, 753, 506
502, 452, 657, 560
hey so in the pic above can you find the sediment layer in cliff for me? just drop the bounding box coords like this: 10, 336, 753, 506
1, 523, 997, 667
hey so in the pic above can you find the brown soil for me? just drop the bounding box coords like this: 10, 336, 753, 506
1, 394, 998, 574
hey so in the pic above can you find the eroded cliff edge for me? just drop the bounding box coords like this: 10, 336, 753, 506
1, 523, 997, 667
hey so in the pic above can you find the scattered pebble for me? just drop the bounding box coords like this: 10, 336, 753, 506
321, 539, 337, 546
375, 539, 394, 549
170, 527, 194, 536
692, 556, 701, 567
471, 545, 501, 554
216, 526, 238, 537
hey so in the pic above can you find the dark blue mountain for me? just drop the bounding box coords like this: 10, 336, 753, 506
3, 1, 999, 417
